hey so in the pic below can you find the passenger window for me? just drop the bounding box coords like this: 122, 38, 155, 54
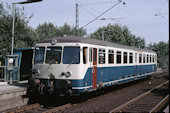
83, 47, 88, 64
155, 55, 157, 62
135, 53, 137, 63
108, 50, 114, 64
150, 55, 152, 63
89, 48, 92, 62
123, 52, 127, 64
129, 53, 133, 63
153, 55, 154, 62
143, 54, 146, 63
139, 54, 142, 63
99, 49, 105, 64
116, 51, 121, 64
147, 54, 149, 63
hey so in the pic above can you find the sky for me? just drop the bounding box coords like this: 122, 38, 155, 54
1, 0, 169, 45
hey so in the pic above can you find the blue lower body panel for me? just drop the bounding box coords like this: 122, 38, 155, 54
39, 64, 156, 94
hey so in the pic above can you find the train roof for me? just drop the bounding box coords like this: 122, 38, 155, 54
38, 36, 156, 53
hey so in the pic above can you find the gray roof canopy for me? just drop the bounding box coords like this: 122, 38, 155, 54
38, 36, 155, 53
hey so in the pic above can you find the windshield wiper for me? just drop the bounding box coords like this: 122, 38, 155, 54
69, 54, 79, 65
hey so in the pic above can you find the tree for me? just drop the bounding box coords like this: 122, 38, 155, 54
90, 23, 146, 48
134, 37, 146, 49
34, 23, 87, 42
59, 23, 86, 37
0, 2, 34, 63
59, 23, 72, 36
34, 22, 60, 41
147, 41, 169, 68
0, 2, 87, 57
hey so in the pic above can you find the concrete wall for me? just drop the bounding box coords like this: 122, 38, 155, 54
0, 82, 29, 112
0, 89, 28, 112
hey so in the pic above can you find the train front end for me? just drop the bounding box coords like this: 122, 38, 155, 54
28, 38, 86, 96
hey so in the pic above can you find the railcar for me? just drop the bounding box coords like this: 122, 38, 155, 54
28, 36, 157, 96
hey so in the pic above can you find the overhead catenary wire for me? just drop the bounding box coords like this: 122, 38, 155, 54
148, 0, 167, 19
148, 0, 161, 14
81, 0, 122, 29
78, 5, 97, 18
76, 0, 126, 29
79, 1, 119, 6
118, 5, 157, 40
122, 2, 165, 39
77, 1, 102, 16
77, 0, 152, 40
75, 0, 168, 43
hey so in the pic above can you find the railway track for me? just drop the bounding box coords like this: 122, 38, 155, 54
4, 70, 169, 113
4, 102, 75, 113
110, 80, 169, 113
5, 103, 41, 113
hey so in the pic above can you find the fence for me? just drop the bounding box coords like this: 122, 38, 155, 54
0, 66, 20, 84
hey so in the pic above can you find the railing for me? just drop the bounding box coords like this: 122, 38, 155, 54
0, 66, 20, 84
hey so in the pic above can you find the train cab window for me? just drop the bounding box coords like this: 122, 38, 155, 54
123, 52, 128, 64
153, 55, 155, 62
116, 51, 121, 64
34, 47, 45, 64
129, 53, 133, 63
46, 47, 62, 64
143, 54, 146, 63
89, 48, 92, 62
108, 50, 114, 64
147, 54, 149, 63
83, 47, 88, 64
139, 54, 142, 63
150, 55, 152, 63
99, 49, 105, 64
63, 46, 80, 64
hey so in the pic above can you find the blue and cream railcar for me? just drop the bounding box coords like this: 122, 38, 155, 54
29, 36, 157, 95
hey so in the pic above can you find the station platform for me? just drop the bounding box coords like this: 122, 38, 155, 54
0, 81, 27, 94
0, 81, 28, 112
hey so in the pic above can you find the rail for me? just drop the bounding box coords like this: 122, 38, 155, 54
149, 95, 169, 113
42, 104, 73, 113
109, 80, 169, 113
5, 103, 40, 113
4, 103, 74, 113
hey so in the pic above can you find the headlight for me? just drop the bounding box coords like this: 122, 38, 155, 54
65, 71, 72, 77
32, 69, 40, 76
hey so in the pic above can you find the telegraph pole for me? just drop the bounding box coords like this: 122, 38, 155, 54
11, 0, 42, 55
75, 3, 79, 36
11, 3, 15, 55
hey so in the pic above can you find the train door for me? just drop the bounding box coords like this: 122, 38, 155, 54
89, 48, 93, 90
92, 48, 97, 89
